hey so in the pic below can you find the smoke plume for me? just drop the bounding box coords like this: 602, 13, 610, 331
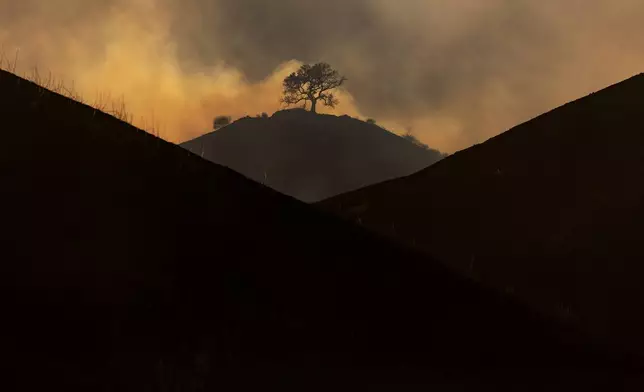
1, 0, 643, 151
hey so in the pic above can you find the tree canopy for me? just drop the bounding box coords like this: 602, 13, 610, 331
281, 62, 347, 114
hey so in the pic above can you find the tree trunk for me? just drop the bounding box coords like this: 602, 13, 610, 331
310, 98, 317, 113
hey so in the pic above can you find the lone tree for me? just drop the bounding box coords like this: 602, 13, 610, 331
281, 62, 347, 114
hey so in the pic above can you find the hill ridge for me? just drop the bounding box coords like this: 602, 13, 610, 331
2, 67, 642, 389
181, 108, 445, 202
319, 71, 644, 361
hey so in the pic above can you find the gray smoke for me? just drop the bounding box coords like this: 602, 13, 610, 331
2, 0, 644, 151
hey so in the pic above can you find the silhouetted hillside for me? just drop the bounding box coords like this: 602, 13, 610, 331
181, 109, 445, 202
1, 68, 641, 391
320, 73, 644, 359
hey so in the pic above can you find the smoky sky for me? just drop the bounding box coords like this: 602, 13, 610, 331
1, 0, 644, 152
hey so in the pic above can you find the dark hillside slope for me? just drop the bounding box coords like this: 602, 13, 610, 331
0, 69, 639, 391
181, 110, 444, 202
320, 73, 644, 356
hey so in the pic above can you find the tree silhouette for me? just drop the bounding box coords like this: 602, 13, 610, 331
281, 62, 347, 114
213, 115, 232, 130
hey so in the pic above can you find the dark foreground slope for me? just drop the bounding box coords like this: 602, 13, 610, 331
320, 73, 644, 357
181, 110, 444, 202
0, 69, 639, 391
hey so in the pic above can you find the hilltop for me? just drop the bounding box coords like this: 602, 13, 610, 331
1, 67, 641, 390
320, 73, 644, 357
181, 109, 445, 202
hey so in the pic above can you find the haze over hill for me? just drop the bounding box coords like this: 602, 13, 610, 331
2, 0, 644, 152
2, 68, 641, 390
181, 110, 445, 202
320, 73, 644, 358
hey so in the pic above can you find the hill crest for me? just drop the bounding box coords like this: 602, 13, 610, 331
182, 108, 445, 202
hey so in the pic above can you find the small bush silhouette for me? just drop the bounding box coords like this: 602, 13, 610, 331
366, 118, 377, 125
402, 132, 431, 150
213, 115, 232, 130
